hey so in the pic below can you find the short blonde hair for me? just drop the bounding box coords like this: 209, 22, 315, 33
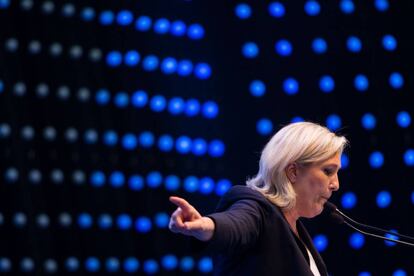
246, 122, 348, 210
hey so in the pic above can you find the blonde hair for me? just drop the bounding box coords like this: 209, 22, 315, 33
246, 122, 348, 210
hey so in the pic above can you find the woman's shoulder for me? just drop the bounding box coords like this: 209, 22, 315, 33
216, 185, 278, 214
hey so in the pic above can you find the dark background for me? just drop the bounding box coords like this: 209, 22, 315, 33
0, 0, 413, 275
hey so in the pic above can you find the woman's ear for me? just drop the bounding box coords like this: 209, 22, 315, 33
285, 163, 297, 184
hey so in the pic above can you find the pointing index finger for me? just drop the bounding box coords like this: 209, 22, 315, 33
169, 196, 193, 212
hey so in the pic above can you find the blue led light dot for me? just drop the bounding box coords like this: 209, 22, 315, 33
136, 217, 152, 233
105, 258, 119, 272
389, 72, 404, 89
257, 118, 273, 136
313, 234, 328, 252
124, 257, 140, 273
161, 57, 178, 74
283, 78, 299, 95
129, 175, 144, 191
106, 51, 122, 67
0, 0, 10, 9
361, 113, 376, 130
268, 2, 285, 18
341, 192, 357, 209
347, 36, 362, 52
304, 0, 321, 16
85, 257, 100, 272
180, 257, 194, 272
192, 138, 208, 156
393, 269, 407, 276
78, 213, 93, 229
250, 80, 266, 97
340, 0, 355, 14
382, 34, 397, 51
326, 114, 342, 131
384, 230, 399, 246
235, 3, 251, 19
124, 50, 140, 67
132, 90, 148, 108
171, 20, 186, 36
202, 101, 219, 119
81, 7, 95, 21
184, 176, 199, 193
375, 0, 389, 12
142, 55, 159, 71
154, 212, 170, 228
198, 257, 213, 273
319, 75, 335, 93
199, 177, 215, 195
209, 140, 225, 157
354, 74, 369, 91
98, 214, 113, 229
117, 10, 133, 26
154, 18, 170, 34
165, 175, 180, 191
162, 255, 178, 271
117, 214, 132, 230
150, 95, 167, 112
44, 259, 57, 273
66, 257, 80, 272
275, 39, 293, 56
194, 63, 211, 79
349, 232, 365, 249
158, 135, 174, 152
242, 42, 259, 58
143, 259, 158, 274
177, 60, 193, 76
100, 11, 114, 25
312, 37, 328, 54
187, 24, 204, 40
110, 171, 125, 188
369, 151, 384, 168
147, 171, 162, 188
341, 153, 349, 169
136, 16, 152, 31
396, 111, 411, 128
404, 149, 414, 166
376, 190, 391, 208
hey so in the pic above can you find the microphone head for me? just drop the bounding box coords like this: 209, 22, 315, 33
324, 201, 338, 213
329, 212, 345, 225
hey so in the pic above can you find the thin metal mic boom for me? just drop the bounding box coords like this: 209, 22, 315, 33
342, 220, 414, 248
335, 208, 414, 243
325, 201, 414, 246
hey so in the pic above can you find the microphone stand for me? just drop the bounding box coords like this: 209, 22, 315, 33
325, 202, 414, 248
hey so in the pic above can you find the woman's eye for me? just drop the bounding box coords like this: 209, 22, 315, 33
323, 169, 332, 175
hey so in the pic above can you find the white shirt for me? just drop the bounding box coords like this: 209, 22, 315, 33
306, 247, 321, 276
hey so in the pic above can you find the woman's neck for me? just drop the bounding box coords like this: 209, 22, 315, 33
283, 208, 300, 237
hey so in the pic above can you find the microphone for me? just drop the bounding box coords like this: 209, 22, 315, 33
324, 201, 414, 248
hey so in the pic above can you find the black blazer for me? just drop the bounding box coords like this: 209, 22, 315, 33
206, 185, 328, 276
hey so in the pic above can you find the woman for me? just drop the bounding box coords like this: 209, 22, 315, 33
169, 122, 348, 276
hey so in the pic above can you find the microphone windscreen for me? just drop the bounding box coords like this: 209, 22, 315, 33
330, 212, 345, 225
324, 201, 338, 213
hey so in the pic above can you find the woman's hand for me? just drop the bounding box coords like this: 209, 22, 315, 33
169, 196, 215, 241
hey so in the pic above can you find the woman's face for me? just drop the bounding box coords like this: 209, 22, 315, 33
291, 153, 341, 218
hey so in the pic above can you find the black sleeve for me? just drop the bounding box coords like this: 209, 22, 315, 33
205, 199, 265, 253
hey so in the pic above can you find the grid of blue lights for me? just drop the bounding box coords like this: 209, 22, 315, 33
0, 124, 225, 157
2, 37, 212, 79
1, 0, 412, 275
0, 80, 219, 118
1, 1, 205, 40
233, 2, 412, 274
0, 255, 214, 274
1, 167, 232, 195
